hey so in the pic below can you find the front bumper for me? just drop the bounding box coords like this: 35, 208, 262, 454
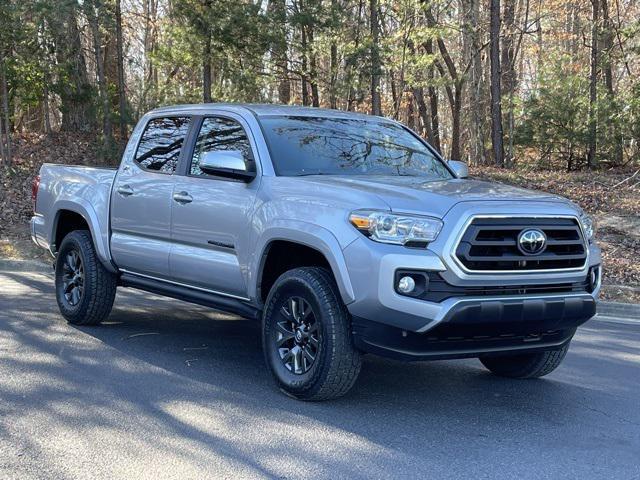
343, 237, 601, 334
351, 293, 594, 360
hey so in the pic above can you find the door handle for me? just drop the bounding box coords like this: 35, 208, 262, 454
173, 191, 193, 204
117, 184, 134, 197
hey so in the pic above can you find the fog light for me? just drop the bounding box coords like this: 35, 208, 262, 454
398, 276, 416, 294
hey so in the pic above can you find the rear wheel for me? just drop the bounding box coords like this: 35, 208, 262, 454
55, 230, 117, 326
262, 267, 361, 401
479, 342, 570, 379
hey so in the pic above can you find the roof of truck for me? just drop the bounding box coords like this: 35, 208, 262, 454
148, 103, 387, 122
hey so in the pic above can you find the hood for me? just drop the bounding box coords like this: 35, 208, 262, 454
294, 175, 568, 217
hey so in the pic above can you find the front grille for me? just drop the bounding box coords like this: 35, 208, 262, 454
455, 217, 587, 271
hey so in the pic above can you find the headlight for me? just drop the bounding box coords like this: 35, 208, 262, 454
580, 213, 596, 242
349, 210, 443, 246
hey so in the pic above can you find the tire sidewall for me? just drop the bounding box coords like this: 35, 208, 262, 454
263, 271, 336, 397
55, 232, 92, 323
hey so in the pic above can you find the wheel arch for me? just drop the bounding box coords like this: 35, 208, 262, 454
252, 223, 355, 306
50, 200, 116, 273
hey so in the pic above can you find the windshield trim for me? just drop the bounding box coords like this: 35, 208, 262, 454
256, 114, 455, 179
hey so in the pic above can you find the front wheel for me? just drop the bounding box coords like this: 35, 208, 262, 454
55, 230, 117, 326
479, 342, 571, 379
262, 267, 362, 401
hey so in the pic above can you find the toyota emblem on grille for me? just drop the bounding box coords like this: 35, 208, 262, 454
517, 229, 547, 255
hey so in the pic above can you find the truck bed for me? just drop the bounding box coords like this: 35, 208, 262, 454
31, 164, 117, 264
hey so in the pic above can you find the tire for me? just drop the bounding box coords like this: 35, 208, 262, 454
479, 342, 571, 379
55, 230, 117, 326
262, 267, 362, 401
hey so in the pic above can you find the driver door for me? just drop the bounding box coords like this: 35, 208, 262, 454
168, 115, 259, 297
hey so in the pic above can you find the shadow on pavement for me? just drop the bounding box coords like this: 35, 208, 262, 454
1, 271, 639, 478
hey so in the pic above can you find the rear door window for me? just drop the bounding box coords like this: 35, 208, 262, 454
135, 117, 191, 173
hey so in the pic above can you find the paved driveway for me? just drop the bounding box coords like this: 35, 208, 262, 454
1, 271, 638, 479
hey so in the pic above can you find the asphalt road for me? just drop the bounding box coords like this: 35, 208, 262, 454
1, 271, 638, 480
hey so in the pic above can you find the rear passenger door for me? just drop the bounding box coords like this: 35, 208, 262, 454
168, 115, 259, 298
110, 116, 191, 278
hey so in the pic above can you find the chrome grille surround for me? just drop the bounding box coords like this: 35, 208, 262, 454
452, 215, 589, 274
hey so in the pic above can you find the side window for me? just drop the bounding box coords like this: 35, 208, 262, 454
134, 117, 191, 173
190, 117, 254, 176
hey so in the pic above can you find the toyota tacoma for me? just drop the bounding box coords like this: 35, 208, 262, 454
31, 104, 601, 400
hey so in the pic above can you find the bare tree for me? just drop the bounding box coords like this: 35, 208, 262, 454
424, 6, 463, 160
587, 0, 599, 169
0, 51, 11, 165
329, 0, 339, 109
370, 0, 382, 116
269, 0, 291, 104
115, 0, 127, 141
86, 0, 114, 152
424, 39, 442, 153
462, 0, 487, 165
203, 33, 212, 102
601, 0, 622, 165
501, 0, 516, 165
490, 0, 505, 167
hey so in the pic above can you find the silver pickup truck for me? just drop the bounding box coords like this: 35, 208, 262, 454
31, 104, 601, 400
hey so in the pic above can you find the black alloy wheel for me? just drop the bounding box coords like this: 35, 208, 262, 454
61, 249, 84, 307
276, 296, 321, 375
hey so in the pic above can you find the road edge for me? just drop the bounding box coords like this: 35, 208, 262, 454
0, 258, 638, 321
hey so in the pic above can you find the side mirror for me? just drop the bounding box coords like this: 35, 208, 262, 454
199, 150, 256, 182
448, 160, 469, 179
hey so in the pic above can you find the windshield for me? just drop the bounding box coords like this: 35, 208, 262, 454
260, 115, 453, 179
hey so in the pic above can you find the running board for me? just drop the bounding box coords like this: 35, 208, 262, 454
119, 272, 260, 320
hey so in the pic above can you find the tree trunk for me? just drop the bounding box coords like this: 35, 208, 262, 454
87, 0, 113, 152
424, 6, 463, 159
501, 0, 516, 96
0, 53, 12, 165
406, 91, 415, 130
501, 0, 516, 166
330, 42, 338, 109
587, 0, 599, 169
601, 0, 622, 165
462, 0, 487, 165
451, 84, 462, 160
0, 112, 6, 165
489, 0, 505, 167
43, 79, 52, 135
347, 0, 365, 111
413, 87, 433, 141
307, 26, 320, 107
142, 0, 158, 110
424, 39, 441, 153
370, 0, 382, 116
115, 0, 127, 140
269, 0, 290, 104
301, 25, 310, 106
329, 0, 338, 109
53, 9, 94, 132
203, 32, 212, 102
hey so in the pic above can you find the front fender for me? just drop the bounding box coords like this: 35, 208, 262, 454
249, 220, 356, 305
